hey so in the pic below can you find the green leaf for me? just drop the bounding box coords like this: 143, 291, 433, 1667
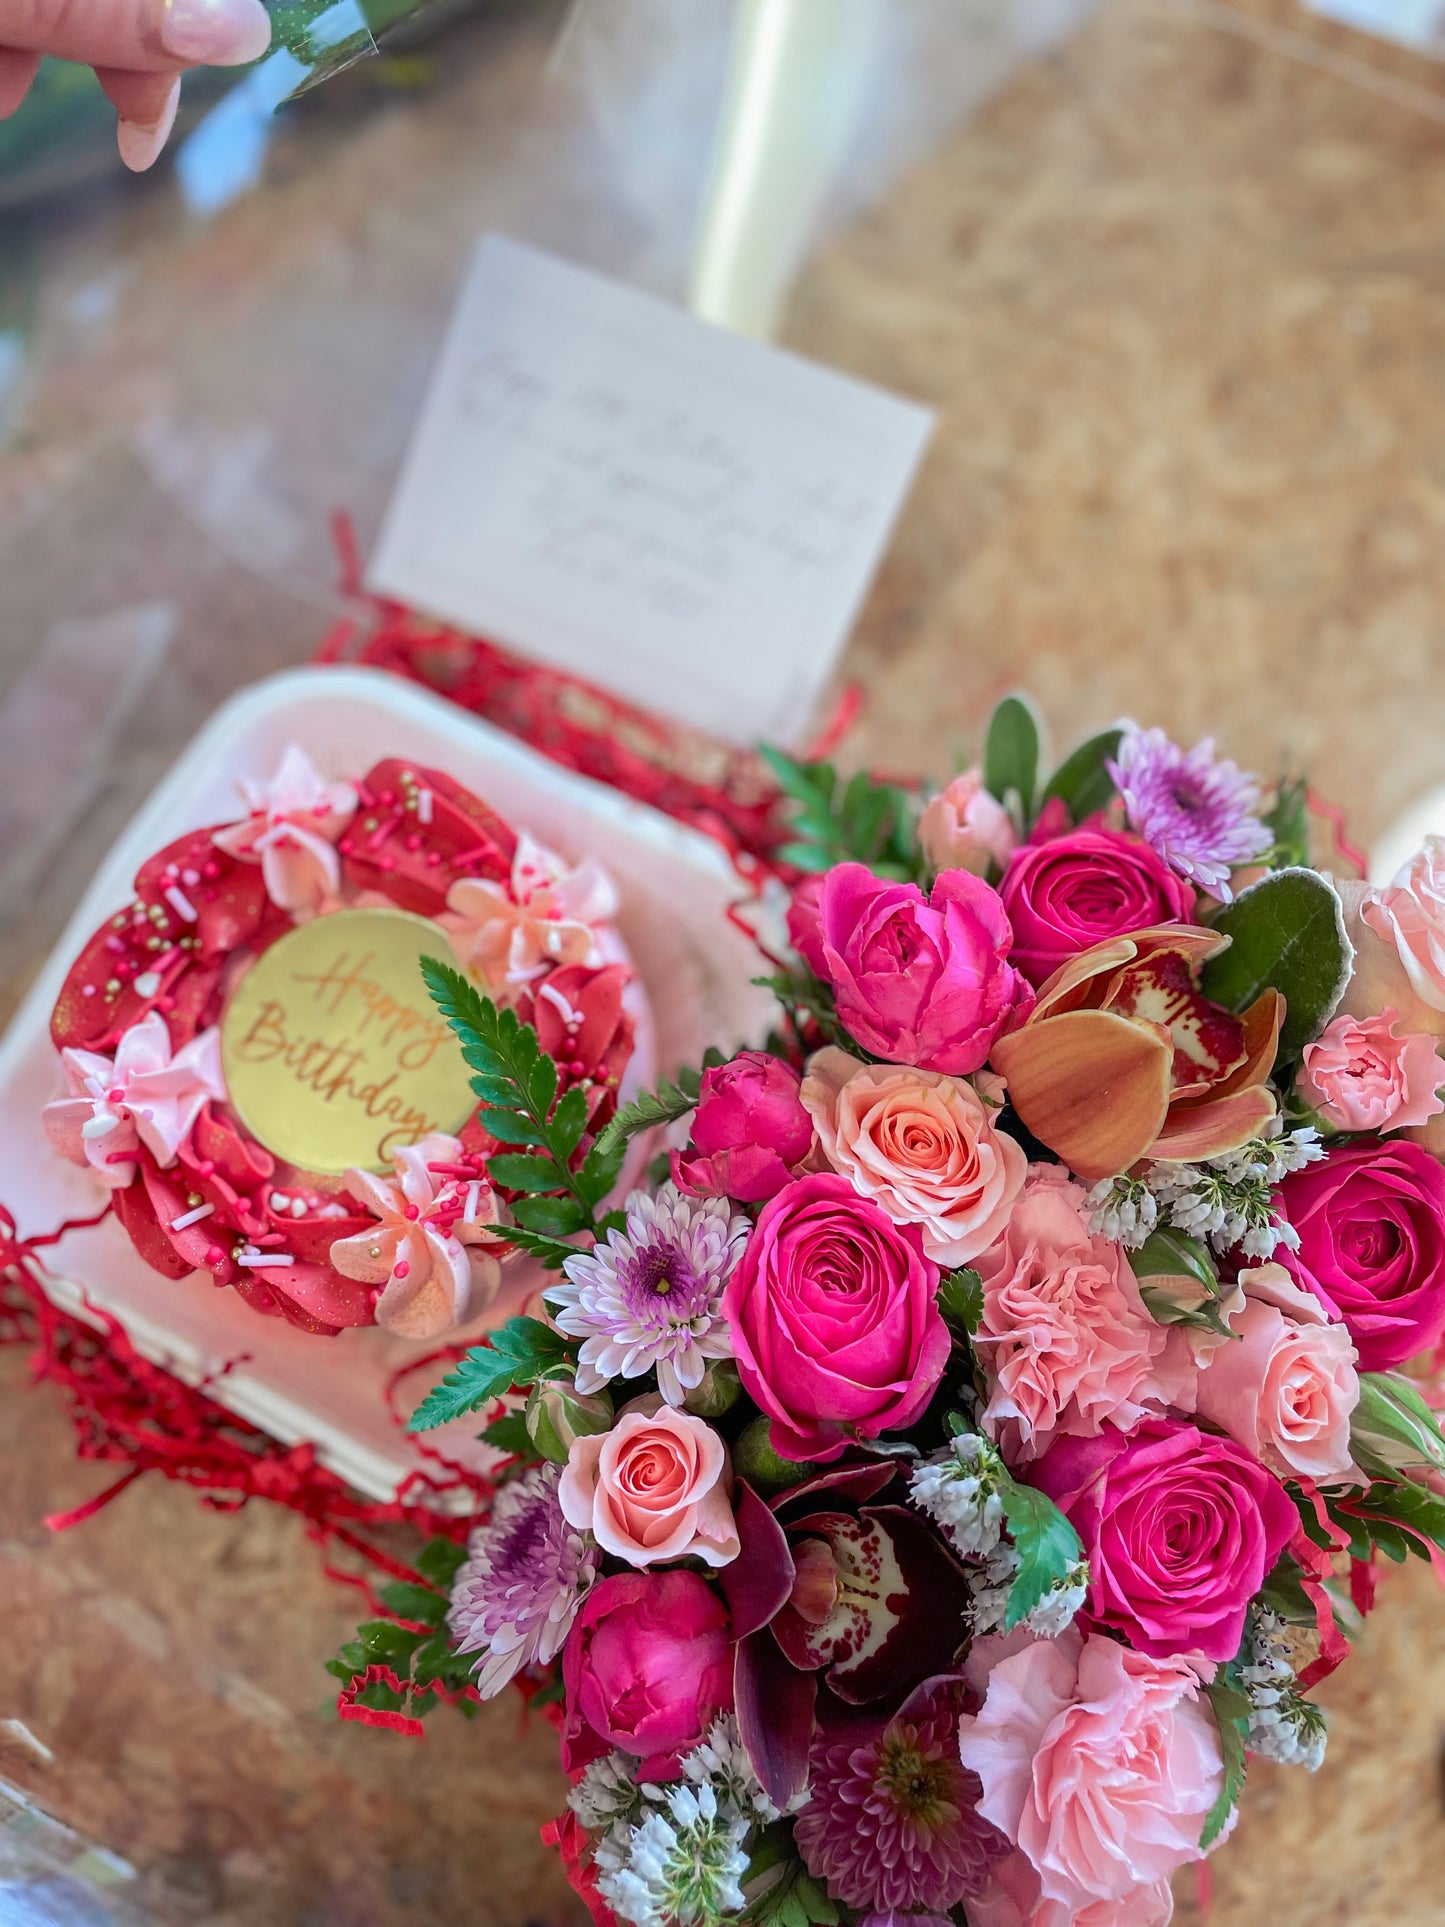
1334, 1478, 1445, 1559
577, 1136, 627, 1208
480, 1409, 538, 1457
415, 1536, 468, 1592
937, 1266, 984, 1335
409, 1317, 573, 1431
476, 1109, 548, 1148
998, 1478, 1084, 1631
592, 1066, 704, 1162
758, 743, 919, 879
742, 1826, 841, 1927
1131, 1227, 1236, 1337
378, 1580, 450, 1627
550, 1086, 590, 1159
1351, 1372, 1445, 1481
1202, 1676, 1250, 1849
510, 1194, 590, 1236
1264, 775, 1311, 869
1258, 1553, 1317, 1625
486, 1151, 568, 1192
983, 694, 1042, 818
1041, 726, 1123, 822
495, 1223, 582, 1270
1199, 868, 1353, 1062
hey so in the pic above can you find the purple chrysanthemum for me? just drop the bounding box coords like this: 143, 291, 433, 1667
544, 1183, 749, 1406
794, 1702, 1006, 1913
1109, 725, 1271, 898
448, 1464, 598, 1698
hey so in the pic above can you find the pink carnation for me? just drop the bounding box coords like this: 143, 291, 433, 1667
958, 1631, 1222, 1919
973, 1169, 1176, 1462
801, 1047, 1026, 1266
1299, 1007, 1445, 1134
970, 1849, 1174, 1927
1193, 1263, 1360, 1484
918, 769, 1018, 877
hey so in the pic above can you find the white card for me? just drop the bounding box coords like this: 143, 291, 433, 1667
368, 236, 933, 747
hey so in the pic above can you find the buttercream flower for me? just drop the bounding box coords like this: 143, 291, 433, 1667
561, 1570, 734, 1781
449, 1463, 599, 1698
1192, 1262, 1359, 1483
959, 1630, 1221, 1919
723, 1172, 948, 1461
43, 1010, 225, 1190
442, 832, 617, 991
1299, 1008, 1445, 1135
675, 1053, 815, 1204
998, 828, 1196, 987
546, 1184, 749, 1406
1033, 1419, 1295, 1661
801, 1047, 1025, 1266
559, 1405, 739, 1568
1109, 725, 1271, 897
991, 926, 1282, 1181
973, 1168, 1175, 1462
1362, 838, 1445, 1013
329, 1132, 506, 1338
211, 743, 356, 915
798, 863, 1034, 1076
793, 1685, 1005, 1912
918, 769, 1017, 877
1276, 1138, 1445, 1370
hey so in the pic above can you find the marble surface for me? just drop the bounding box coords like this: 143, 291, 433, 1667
5, 0, 1445, 1921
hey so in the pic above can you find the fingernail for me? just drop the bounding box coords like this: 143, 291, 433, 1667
160, 0, 273, 66
117, 77, 181, 173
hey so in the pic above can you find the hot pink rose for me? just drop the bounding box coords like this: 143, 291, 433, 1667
559, 1405, 740, 1568
560, 1571, 734, 1780
973, 1169, 1177, 1463
1362, 838, 1445, 1012
1193, 1263, 1360, 1484
722, 1172, 949, 1461
796, 862, 1033, 1075
1033, 1419, 1296, 1661
674, 1052, 815, 1203
801, 1047, 1025, 1266
1277, 1138, 1445, 1371
918, 769, 1018, 877
1299, 1007, 1445, 1135
998, 829, 1196, 987
959, 1631, 1220, 1920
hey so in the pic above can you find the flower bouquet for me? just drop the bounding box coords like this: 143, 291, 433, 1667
335, 696, 1445, 1927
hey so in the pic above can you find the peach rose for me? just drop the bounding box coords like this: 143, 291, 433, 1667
1363, 839, 1445, 1012
801, 1047, 1026, 1266
1192, 1262, 1360, 1484
958, 1630, 1222, 1920
558, 1404, 739, 1568
1336, 878, 1445, 1159
918, 769, 1018, 877
974, 1169, 1180, 1462
1299, 1007, 1445, 1135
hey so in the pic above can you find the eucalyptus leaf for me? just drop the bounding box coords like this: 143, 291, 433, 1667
983, 694, 1042, 818
1041, 726, 1123, 822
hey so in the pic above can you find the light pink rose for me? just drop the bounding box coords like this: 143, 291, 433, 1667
1363, 838, 1445, 1013
919, 769, 1018, 877
973, 1169, 1177, 1462
801, 1047, 1026, 1266
558, 1405, 739, 1568
43, 1010, 225, 1190
1299, 1007, 1445, 1134
969, 1849, 1174, 1927
211, 743, 356, 915
958, 1630, 1222, 1918
1192, 1262, 1360, 1484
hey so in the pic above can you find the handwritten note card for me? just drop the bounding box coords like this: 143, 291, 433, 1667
368, 236, 933, 746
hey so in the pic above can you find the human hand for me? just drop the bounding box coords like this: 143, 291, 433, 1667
0, 0, 273, 172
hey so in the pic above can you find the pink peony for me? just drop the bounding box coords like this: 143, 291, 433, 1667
1277, 1138, 1445, 1371
973, 1168, 1177, 1462
918, 769, 1018, 877
794, 863, 1034, 1076
674, 1052, 815, 1203
722, 1172, 949, 1461
801, 1047, 1025, 1266
1193, 1263, 1360, 1484
43, 1010, 225, 1190
558, 1404, 739, 1568
998, 828, 1196, 988
1033, 1419, 1296, 1661
560, 1570, 734, 1781
211, 743, 356, 915
1299, 1007, 1445, 1135
958, 1631, 1221, 1918
1362, 838, 1445, 1013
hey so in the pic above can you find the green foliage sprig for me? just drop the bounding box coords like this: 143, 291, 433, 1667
325, 1537, 479, 1722
759, 746, 920, 880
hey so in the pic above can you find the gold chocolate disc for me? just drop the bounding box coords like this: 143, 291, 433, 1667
221, 908, 475, 1175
